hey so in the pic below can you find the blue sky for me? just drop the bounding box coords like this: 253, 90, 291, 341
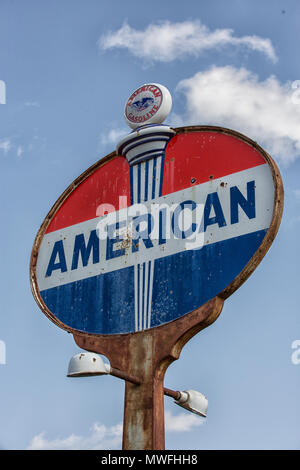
0, 0, 300, 450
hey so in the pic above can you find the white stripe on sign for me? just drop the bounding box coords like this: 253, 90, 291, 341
36, 164, 274, 292
143, 261, 149, 330
147, 260, 154, 329
140, 162, 145, 203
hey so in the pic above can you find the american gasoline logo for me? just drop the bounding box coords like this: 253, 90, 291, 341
125, 84, 163, 127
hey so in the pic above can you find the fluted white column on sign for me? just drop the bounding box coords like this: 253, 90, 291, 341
117, 124, 175, 331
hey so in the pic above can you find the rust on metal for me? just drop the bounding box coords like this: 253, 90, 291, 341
163, 388, 181, 400
110, 367, 141, 386
74, 295, 224, 449
110, 368, 181, 402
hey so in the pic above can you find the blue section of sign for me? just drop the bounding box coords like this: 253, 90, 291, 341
150, 229, 267, 327
40, 229, 266, 335
41, 265, 135, 334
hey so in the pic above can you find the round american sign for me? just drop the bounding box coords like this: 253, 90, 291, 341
30, 126, 283, 336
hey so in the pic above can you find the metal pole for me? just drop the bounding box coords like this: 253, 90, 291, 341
121, 333, 166, 450
110, 366, 181, 400
163, 387, 181, 400
110, 367, 141, 385
73, 296, 225, 451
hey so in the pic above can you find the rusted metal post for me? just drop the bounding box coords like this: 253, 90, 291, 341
121, 333, 166, 450
116, 376, 182, 448
122, 373, 165, 449
73, 296, 225, 450
123, 383, 180, 449
110, 368, 141, 385
110, 366, 181, 401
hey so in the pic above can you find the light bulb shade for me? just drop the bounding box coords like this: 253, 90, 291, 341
175, 390, 208, 417
67, 353, 111, 377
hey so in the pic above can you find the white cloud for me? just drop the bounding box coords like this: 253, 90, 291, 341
176, 66, 300, 165
0, 138, 11, 154
27, 410, 204, 450
165, 410, 205, 432
27, 422, 123, 450
99, 127, 128, 147
99, 20, 277, 63
17, 145, 24, 158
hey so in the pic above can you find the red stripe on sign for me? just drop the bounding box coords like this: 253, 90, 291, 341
162, 131, 265, 195
46, 156, 130, 233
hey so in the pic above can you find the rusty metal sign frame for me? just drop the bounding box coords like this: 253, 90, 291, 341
30, 125, 283, 450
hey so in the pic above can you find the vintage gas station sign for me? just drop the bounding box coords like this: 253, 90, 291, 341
30, 83, 283, 450
31, 124, 282, 336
